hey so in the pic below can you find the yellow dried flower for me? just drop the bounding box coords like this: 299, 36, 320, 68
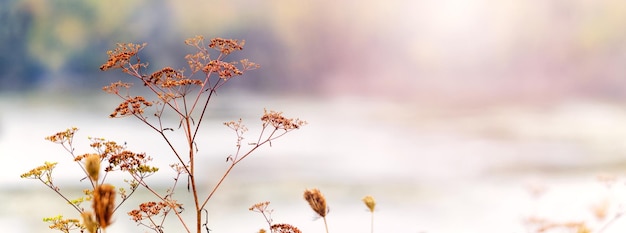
81, 211, 98, 233
362, 195, 376, 212
303, 188, 327, 217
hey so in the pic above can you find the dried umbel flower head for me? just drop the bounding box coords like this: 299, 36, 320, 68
100, 42, 146, 71
303, 188, 328, 217
362, 195, 376, 212
20, 161, 57, 183
93, 184, 116, 229
208, 37, 244, 55
85, 153, 101, 182
202, 60, 243, 80
249, 201, 271, 212
43, 215, 82, 232
271, 223, 302, 233
45, 127, 78, 144
109, 96, 153, 118
262, 109, 307, 130
128, 201, 167, 222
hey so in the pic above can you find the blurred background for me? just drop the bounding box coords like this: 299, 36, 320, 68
3, 0, 626, 232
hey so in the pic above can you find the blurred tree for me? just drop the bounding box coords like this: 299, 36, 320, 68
0, 0, 44, 91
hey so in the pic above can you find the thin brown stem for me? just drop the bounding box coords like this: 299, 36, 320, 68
370, 212, 374, 233
43, 180, 82, 213
323, 216, 329, 233
191, 79, 220, 143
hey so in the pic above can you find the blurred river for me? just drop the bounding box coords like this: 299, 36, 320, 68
2, 93, 626, 233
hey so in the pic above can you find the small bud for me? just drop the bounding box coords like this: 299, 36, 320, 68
85, 154, 101, 182
362, 195, 376, 212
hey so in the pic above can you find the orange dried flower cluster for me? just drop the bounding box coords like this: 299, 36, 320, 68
100, 43, 146, 71
89, 137, 124, 155
128, 201, 167, 222
147, 67, 202, 88
105, 150, 154, 173
249, 201, 271, 212
45, 127, 78, 143
240, 59, 260, 71
102, 81, 132, 94
184, 51, 207, 73
184, 35, 204, 46
203, 60, 243, 80
270, 223, 302, 233
208, 37, 244, 55
109, 96, 153, 117
261, 109, 307, 130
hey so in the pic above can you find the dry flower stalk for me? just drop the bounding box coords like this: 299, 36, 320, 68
22, 36, 306, 233
303, 188, 330, 233
362, 195, 376, 233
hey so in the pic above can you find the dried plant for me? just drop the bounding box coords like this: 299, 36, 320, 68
21, 36, 306, 233
362, 195, 376, 233
249, 201, 302, 233
304, 188, 330, 233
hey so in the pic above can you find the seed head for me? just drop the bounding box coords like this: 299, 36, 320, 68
303, 188, 328, 217
85, 154, 101, 182
362, 195, 376, 212
81, 211, 98, 233
93, 184, 116, 229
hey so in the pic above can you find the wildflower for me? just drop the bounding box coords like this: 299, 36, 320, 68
20, 161, 58, 185
249, 201, 271, 212
262, 109, 307, 130
202, 60, 243, 80
208, 37, 244, 55
100, 43, 146, 71
271, 223, 302, 233
43, 215, 82, 232
45, 127, 78, 143
109, 96, 153, 118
